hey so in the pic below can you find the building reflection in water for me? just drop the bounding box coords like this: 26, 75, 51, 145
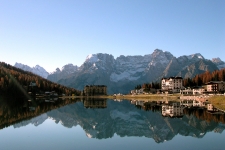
130, 99, 225, 117
83, 98, 107, 108
162, 102, 184, 117
180, 100, 207, 108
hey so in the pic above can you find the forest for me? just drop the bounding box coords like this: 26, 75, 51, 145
183, 68, 225, 87
135, 68, 225, 91
0, 62, 81, 98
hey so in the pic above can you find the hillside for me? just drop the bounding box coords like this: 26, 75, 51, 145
0, 62, 81, 99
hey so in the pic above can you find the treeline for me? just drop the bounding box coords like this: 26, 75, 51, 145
134, 68, 225, 90
184, 108, 225, 124
0, 97, 78, 129
0, 62, 81, 97
183, 68, 225, 87
135, 82, 161, 90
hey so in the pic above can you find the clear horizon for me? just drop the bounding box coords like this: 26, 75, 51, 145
1, 0, 224, 72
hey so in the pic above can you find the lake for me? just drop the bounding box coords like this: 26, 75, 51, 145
0, 98, 225, 150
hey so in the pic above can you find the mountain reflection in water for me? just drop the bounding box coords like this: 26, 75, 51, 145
0, 97, 225, 143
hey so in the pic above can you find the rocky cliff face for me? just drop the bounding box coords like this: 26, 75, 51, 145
162, 55, 218, 79
50, 50, 220, 94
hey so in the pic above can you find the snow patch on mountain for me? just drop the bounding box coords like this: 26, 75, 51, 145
110, 71, 141, 82
109, 55, 151, 82
85, 54, 99, 63
187, 53, 204, 60
88, 63, 98, 72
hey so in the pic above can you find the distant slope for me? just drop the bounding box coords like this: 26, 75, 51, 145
47, 64, 78, 83
212, 58, 225, 70
14, 63, 49, 79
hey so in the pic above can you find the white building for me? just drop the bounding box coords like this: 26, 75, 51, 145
180, 87, 193, 95
193, 87, 206, 95
131, 88, 144, 95
161, 77, 184, 93
193, 100, 206, 107
207, 104, 215, 111
180, 100, 194, 108
180, 99, 206, 108
180, 87, 206, 95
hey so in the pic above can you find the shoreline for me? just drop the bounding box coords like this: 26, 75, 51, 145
60, 94, 180, 101
61, 94, 225, 111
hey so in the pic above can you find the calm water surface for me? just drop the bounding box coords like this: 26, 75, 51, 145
0, 98, 225, 150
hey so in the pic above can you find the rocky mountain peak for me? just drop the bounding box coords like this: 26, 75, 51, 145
47, 64, 79, 83
84, 53, 115, 65
188, 53, 204, 60
85, 54, 99, 63
151, 49, 164, 57
212, 57, 222, 64
61, 64, 78, 72
212, 57, 225, 69
149, 49, 174, 66
15, 62, 32, 71
52, 68, 61, 73
34, 65, 41, 68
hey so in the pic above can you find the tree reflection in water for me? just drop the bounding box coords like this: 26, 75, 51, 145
0, 98, 225, 143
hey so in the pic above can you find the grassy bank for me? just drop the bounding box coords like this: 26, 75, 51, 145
208, 96, 225, 111
110, 94, 180, 101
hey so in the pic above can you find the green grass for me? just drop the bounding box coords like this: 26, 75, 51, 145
208, 96, 225, 111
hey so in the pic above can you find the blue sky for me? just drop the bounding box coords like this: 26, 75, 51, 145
1, 0, 224, 72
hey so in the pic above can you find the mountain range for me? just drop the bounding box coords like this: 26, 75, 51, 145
14, 49, 225, 94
